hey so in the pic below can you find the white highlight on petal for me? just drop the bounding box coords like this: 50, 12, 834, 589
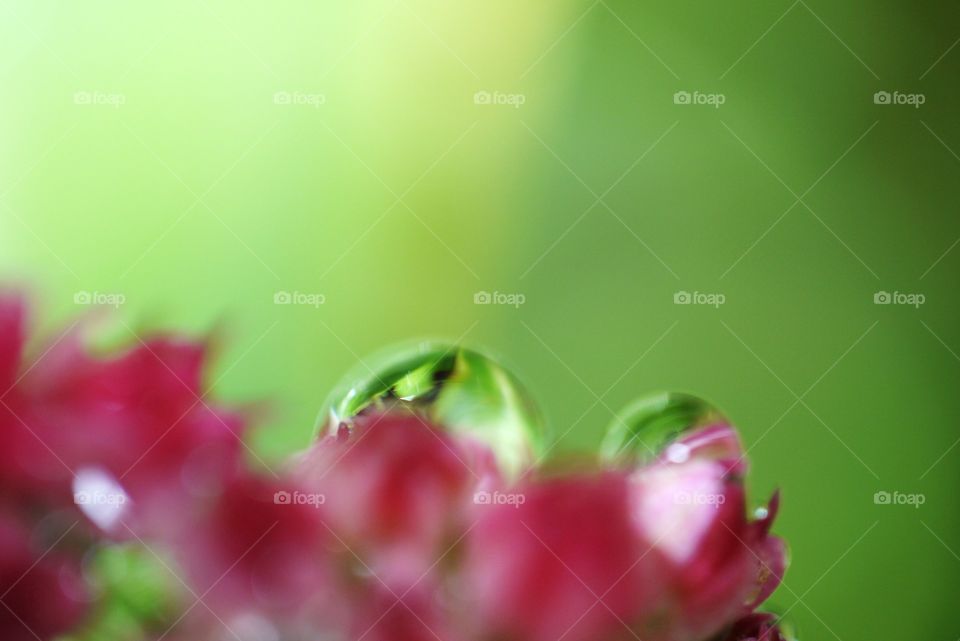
72, 467, 130, 532
227, 613, 280, 641
665, 442, 690, 464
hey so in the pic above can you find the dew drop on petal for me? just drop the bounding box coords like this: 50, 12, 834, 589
601, 391, 724, 466
320, 342, 546, 478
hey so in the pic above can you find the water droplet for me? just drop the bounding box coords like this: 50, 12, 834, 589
600, 392, 724, 466
319, 342, 546, 478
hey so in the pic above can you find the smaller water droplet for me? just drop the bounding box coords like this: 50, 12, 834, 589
601, 392, 725, 466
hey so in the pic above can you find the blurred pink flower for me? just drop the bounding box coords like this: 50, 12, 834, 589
0, 293, 248, 539
0, 509, 88, 641
715, 612, 788, 641
461, 423, 785, 641
348, 580, 465, 641
0, 292, 790, 641
0, 293, 252, 639
463, 471, 656, 641
627, 423, 785, 640
177, 474, 334, 626
295, 412, 491, 585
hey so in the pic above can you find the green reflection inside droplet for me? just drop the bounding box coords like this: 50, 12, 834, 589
600, 391, 725, 466
320, 342, 546, 479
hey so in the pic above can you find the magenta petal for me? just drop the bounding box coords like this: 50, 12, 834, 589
745, 535, 787, 611
754, 490, 781, 536
295, 412, 486, 583
350, 581, 464, 641
717, 612, 789, 641
463, 472, 655, 641
0, 293, 25, 391
0, 514, 89, 641
179, 474, 332, 618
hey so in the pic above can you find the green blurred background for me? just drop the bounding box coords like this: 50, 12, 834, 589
1, 1, 958, 638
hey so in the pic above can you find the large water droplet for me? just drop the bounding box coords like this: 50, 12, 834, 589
600, 391, 725, 466
320, 342, 546, 478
